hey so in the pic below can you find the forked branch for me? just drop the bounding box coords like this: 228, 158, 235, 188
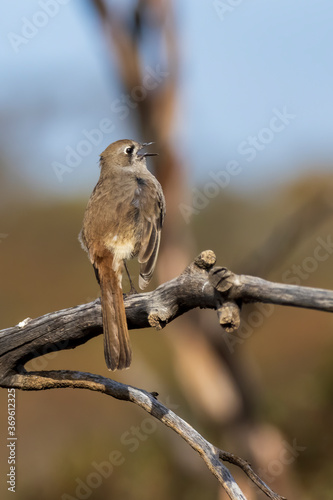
3, 369, 284, 500
1, 249, 332, 499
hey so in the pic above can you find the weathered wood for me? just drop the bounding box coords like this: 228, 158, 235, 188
2, 248, 331, 500
3, 369, 284, 500
0, 250, 217, 377
209, 267, 333, 311
2, 249, 333, 378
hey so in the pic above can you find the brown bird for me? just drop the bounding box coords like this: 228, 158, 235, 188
79, 139, 165, 370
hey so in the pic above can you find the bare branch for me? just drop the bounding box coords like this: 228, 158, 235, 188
2, 248, 331, 499
209, 266, 333, 312
1, 249, 333, 379
4, 369, 247, 500
219, 450, 286, 500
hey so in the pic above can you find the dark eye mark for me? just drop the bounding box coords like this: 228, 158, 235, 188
125, 145, 134, 155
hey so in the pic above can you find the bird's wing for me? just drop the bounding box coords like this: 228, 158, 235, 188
138, 178, 165, 289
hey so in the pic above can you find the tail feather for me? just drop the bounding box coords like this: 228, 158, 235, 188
98, 255, 132, 370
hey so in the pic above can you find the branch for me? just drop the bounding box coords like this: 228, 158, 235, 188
209, 266, 333, 311
2, 248, 331, 499
1, 249, 332, 378
2, 369, 285, 500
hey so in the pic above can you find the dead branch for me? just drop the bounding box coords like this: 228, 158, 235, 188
2, 249, 332, 378
2, 248, 332, 499
1, 369, 284, 500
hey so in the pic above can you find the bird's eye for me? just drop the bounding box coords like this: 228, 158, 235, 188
125, 146, 134, 155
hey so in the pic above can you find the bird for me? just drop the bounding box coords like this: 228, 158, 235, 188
79, 139, 165, 370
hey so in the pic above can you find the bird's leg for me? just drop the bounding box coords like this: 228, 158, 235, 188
123, 260, 138, 295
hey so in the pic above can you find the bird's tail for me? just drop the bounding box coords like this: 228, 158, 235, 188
96, 254, 132, 370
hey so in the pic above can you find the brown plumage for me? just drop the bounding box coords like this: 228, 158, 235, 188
79, 139, 165, 370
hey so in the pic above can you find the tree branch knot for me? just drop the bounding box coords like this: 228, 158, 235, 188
209, 266, 235, 292
194, 250, 216, 270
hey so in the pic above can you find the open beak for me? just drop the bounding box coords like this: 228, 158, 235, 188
137, 142, 158, 158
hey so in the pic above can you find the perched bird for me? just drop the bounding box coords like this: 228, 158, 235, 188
79, 139, 165, 370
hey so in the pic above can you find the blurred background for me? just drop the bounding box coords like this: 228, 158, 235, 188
1, 1, 333, 499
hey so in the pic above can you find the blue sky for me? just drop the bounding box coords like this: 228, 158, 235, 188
0, 0, 333, 198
